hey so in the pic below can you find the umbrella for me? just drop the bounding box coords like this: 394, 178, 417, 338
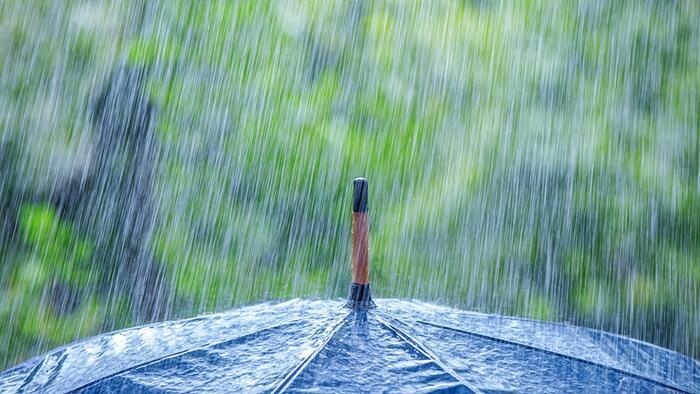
1, 299, 697, 393
1, 179, 698, 393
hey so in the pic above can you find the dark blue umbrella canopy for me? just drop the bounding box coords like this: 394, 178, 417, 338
1, 298, 697, 393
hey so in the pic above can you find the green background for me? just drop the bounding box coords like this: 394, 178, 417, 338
0, 0, 698, 369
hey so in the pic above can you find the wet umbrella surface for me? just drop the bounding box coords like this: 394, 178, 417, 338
0, 298, 698, 393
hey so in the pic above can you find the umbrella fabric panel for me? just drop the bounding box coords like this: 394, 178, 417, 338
0, 299, 346, 393
385, 316, 678, 393
382, 300, 700, 393
284, 311, 473, 393
77, 317, 345, 393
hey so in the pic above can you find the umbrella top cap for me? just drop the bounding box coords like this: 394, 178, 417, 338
353, 178, 368, 213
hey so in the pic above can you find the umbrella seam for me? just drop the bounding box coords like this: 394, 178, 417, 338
373, 313, 481, 394
415, 319, 692, 394
271, 313, 349, 394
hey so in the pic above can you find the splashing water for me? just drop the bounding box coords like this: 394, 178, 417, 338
0, 0, 698, 370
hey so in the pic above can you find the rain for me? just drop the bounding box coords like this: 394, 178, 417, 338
0, 0, 698, 384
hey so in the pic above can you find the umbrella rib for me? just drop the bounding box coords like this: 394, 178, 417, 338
271, 313, 349, 394
373, 313, 482, 394
66, 320, 306, 394
414, 320, 691, 394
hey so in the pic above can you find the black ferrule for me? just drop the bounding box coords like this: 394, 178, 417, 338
345, 283, 375, 309
353, 178, 368, 212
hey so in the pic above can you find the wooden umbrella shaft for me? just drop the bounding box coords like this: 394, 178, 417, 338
351, 212, 369, 284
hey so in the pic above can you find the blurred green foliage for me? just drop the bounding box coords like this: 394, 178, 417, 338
0, 0, 699, 369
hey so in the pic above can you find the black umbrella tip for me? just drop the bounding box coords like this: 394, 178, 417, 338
353, 178, 368, 213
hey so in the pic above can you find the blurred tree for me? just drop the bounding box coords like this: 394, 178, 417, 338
49, 65, 163, 321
